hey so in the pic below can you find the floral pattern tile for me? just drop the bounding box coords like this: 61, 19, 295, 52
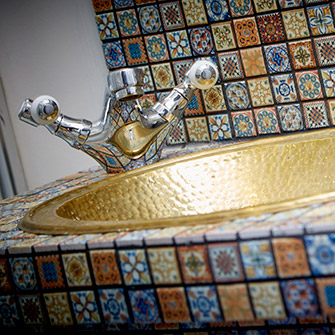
232, 111, 257, 137
157, 287, 191, 323
147, 247, 182, 284
264, 43, 291, 73
234, 17, 261, 48
205, 0, 230, 22
217, 284, 254, 321
70, 290, 101, 325
103, 41, 126, 69
92, 0, 113, 12
189, 27, 214, 56
10, 257, 37, 291
90, 250, 121, 286
296, 70, 323, 101
254, 107, 280, 134
18, 294, 44, 325
178, 245, 213, 283
316, 278, 335, 317
119, 249, 151, 285
228, 0, 253, 17
187, 285, 223, 322
35, 254, 65, 289
167, 120, 188, 144
185, 117, 210, 142
321, 67, 335, 97
329, 99, 335, 125
307, 5, 335, 36
99, 288, 129, 324
303, 101, 329, 129
44, 292, 73, 326
211, 22, 237, 51
240, 47, 267, 77
278, 104, 304, 132
203, 85, 226, 112
271, 74, 297, 103
257, 13, 285, 44
314, 36, 335, 67
138, 5, 162, 34
144, 34, 169, 63
181, 0, 208, 26
0, 295, 19, 327
0, 259, 11, 291
62, 253, 92, 287
225, 81, 250, 110
281, 8, 310, 40
128, 289, 161, 323
159, 1, 185, 30
117, 9, 140, 37
240, 240, 276, 279
253, 0, 277, 13
218, 51, 244, 80
208, 243, 244, 282
249, 282, 286, 319
166, 30, 192, 59
151, 62, 175, 90
272, 238, 311, 278
288, 40, 316, 70
96, 13, 119, 40
123, 37, 148, 65
208, 114, 232, 140
304, 234, 335, 275
248, 77, 274, 107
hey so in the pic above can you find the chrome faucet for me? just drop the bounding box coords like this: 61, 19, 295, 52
18, 60, 218, 173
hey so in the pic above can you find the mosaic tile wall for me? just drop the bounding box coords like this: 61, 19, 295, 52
92, 0, 335, 147
3, 168, 335, 332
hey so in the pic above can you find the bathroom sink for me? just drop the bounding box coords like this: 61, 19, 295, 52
19, 129, 335, 234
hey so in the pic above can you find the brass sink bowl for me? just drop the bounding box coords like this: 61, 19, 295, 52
19, 129, 335, 234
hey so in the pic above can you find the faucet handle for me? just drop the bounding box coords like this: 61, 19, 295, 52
30, 95, 60, 125
187, 60, 219, 90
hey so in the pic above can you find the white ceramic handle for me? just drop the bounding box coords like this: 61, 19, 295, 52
187, 60, 219, 90
30, 95, 60, 125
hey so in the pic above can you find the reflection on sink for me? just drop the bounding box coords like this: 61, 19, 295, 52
19, 129, 335, 235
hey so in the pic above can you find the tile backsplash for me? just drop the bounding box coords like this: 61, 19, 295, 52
92, 0, 335, 146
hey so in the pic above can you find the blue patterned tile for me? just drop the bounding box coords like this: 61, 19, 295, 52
281, 279, 320, 319
278, 0, 303, 8
128, 289, 161, 323
103, 41, 126, 69
159, 1, 185, 30
10, 257, 37, 291
166, 30, 192, 59
264, 43, 291, 73
205, 0, 230, 22
224, 81, 250, 110
228, 0, 253, 17
218, 51, 244, 80
321, 67, 335, 98
99, 288, 129, 324
271, 74, 298, 103
208, 114, 232, 141
278, 104, 304, 132
189, 27, 214, 56
117, 9, 140, 37
314, 36, 335, 67
296, 70, 323, 101
144, 34, 169, 63
303, 101, 329, 129
123, 37, 148, 66
113, 0, 134, 9
240, 240, 276, 279
307, 5, 335, 36
232, 111, 257, 137
305, 234, 335, 275
186, 286, 223, 322
0, 295, 19, 327
95, 13, 119, 40
138, 5, 162, 34
254, 107, 280, 134
167, 120, 187, 145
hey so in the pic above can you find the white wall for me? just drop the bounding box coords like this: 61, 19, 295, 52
0, 0, 108, 190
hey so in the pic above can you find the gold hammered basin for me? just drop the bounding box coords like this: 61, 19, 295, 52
19, 129, 335, 235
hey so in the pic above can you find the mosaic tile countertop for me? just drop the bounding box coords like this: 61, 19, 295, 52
2, 166, 335, 333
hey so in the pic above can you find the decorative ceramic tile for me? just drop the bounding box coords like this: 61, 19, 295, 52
18, 294, 44, 324
128, 289, 161, 323
272, 238, 310, 278
151, 62, 175, 90
189, 27, 214, 56
281, 9, 310, 40
316, 278, 335, 317
278, 0, 303, 8
205, 0, 230, 21
118, 249, 151, 285
92, 0, 113, 12
0, 295, 19, 326
173, 59, 194, 84
253, 0, 277, 13
264, 43, 291, 73
257, 13, 285, 44
234, 17, 261, 48
44, 292, 73, 326
166, 30, 192, 59
314, 36, 335, 67
70, 291, 100, 325
254, 107, 280, 134
157, 287, 191, 322
185, 117, 210, 142
10, 257, 37, 290
203, 85, 226, 112
99, 288, 129, 324
138, 5, 162, 34
307, 5, 335, 36
278, 104, 304, 132
232, 111, 257, 137
35, 255, 65, 289
218, 51, 244, 80
289, 40, 316, 70
96, 13, 118, 40
296, 70, 323, 101
328, 99, 335, 125
187, 286, 223, 322
116, 9, 140, 37
211, 22, 237, 51
113, 0, 134, 9
123, 37, 148, 66
208, 243, 244, 282
305, 234, 335, 275
248, 77, 274, 107
62, 253, 92, 287
240, 47, 266, 77
321, 67, 335, 98
181, 0, 208, 26
137, 65, 154, 93
184, 89, 205, 116
249, 282, 286, 319
208, 114, 232, 140
271, 74, 297, 103
0, 259, 11, 291
159, 1, 185, 30
224, 81, 250, 110
240, 240, 276, 279
167, 120, 188, 145
103, 41, 126, 69
144, 34, 169, 63
228, 0, 253, 17
139, 93, 156, 110
303, 101, 329, 129
90, 250, 121, 285
217, 284, 254, 321
178, 245, 212, 283
281, 279, 320, 318
147, 247, 181, 284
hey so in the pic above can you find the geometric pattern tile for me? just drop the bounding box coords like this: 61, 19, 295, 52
117, 9, 140, 37
185, 116, 210, 142
166, 119, 188, 145
208, 114, 232, 140
160, 1, 185, 30
123, 37, 148, 65
281, 9, 310, 40
257, 13, 285, 44
321, 67, 335, 97
253, 0, 277, 13
289, 40, 316, 70
35, 255, 65, 289
228, 0, 253, 17
211, 22, 237, 51
296, 70, 323, 101
233, 17, 260, 48
202, 85, 226, 112
254, 107, 280, 134
248, 77, 274, 107
315, 36, 335, 67
205, 0, 230, 22
307, 5, 335, 36
144, 34, 169, 63
271, 74, 298, 103
0, 259, 11, 291
0, 295, 19, 327
225, 81, 250, 110
10, 257, 37, 291
218, 51, 243, 80
181, 0, 208, 26
231, 110, 257, 138
62, 253, 92, 287
264, 43, 291, 73
189, 27, 214, 56
138, 5, 162, 34
316, 278, 335, 318
240, 47, 267, 77
278, 104, 304, 132
44, 292, 73, 326
18, 294, 44, 325
303, 101, 329, 129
